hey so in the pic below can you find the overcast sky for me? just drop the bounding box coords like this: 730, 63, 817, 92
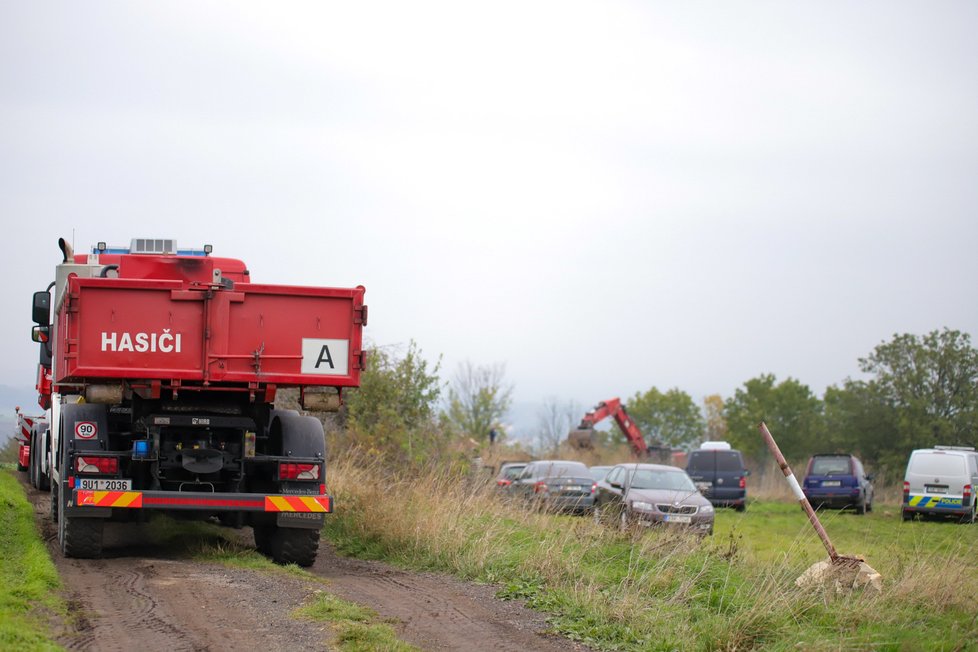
2, 2, 976, 437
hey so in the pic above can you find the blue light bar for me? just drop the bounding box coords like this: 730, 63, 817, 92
90, 247, 211, 256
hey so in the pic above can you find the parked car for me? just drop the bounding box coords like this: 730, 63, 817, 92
588, 465, 612, 482
685, 442, 749, 511
802, 453, 874, 514
495, 462, 528, 489
902, 446, 978, 523
512, 460, 595, 514
593, 463, 714, 535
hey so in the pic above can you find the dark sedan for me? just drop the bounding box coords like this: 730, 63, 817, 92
511, 460, 595, 514
593, 463, 714, 535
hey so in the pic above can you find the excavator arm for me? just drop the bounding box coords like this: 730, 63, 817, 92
570, 397, 650, 457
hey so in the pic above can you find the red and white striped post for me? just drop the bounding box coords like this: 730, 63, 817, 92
758, 421, 842, 563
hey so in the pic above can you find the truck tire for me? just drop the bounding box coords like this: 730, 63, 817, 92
57, 465, 104, 558
269, 527, 320, 567
260, 413, 325, 567
35, 426, 50, 491
28, 432, 37, 488
58, 507, 104, 558
51, 483, 59, 523
57, 404, 105, 559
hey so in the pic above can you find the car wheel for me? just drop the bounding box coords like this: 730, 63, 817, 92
592, 505, 604, 526
901, 509, 914, 522
735, 502, 746, 513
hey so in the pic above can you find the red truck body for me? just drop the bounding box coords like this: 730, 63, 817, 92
31, 239, 366, 566
58, 274, 365, 388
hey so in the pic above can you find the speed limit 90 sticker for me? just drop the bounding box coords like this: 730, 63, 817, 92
74, 421, 97, 439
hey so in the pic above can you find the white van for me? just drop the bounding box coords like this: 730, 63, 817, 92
902, 446, 978, 523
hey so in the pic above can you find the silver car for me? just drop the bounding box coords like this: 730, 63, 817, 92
593, 463, 715, 535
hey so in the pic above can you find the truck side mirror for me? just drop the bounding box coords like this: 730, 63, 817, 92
31, 325, 49, 343
33, 326, 52, 366
32, 291, 50, 325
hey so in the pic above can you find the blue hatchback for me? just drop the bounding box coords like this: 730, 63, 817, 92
802, 454, 874, 514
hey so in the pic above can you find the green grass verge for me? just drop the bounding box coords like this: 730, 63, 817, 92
0, 468, 65, 651
322, 464, 978, 652
294, 592, 420, 652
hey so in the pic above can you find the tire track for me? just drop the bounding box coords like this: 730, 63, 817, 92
310, 546, 592, 652
22, 482, 331, 652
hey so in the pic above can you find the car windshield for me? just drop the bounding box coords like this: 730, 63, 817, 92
629, 469, 697, 492
810, 457, 851, 475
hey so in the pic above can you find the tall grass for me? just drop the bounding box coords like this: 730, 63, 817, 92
0, 468, 65, 651
323, 452, 978, 651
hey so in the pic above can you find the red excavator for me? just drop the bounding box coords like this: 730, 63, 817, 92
568, 397, 652, 457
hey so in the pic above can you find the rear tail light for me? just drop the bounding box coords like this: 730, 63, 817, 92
497, 479, 512, 487
903, 481, 910, 503
964, 484, 972, 505
533, 481, 548, 494
76, 456, 118, 474
739, 477, 746, 489
279, 463, 321, 481
591, 482, 597, 494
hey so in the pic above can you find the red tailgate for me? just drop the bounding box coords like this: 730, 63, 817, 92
58, 277, 365, 388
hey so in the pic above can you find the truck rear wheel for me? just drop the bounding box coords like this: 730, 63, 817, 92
28, 435, 37, 488
56, 405, 105, 558
34, 426, 50, 491
254, 525, 320, 566
57, 485, 104, 558
269, 527, 320, 567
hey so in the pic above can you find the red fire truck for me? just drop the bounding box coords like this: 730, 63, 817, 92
29, 237, 366, 565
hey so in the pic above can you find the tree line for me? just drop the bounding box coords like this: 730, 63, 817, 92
623, 328, 978, 472
325, 328, 977, 474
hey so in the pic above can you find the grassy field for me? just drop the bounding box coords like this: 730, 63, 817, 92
322, 455, 978, 651
0, 467, 66, 651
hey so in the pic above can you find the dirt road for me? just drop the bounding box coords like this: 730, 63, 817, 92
24, 481, 589, 651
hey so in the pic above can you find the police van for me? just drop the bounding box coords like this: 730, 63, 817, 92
902, 446, 978, 523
